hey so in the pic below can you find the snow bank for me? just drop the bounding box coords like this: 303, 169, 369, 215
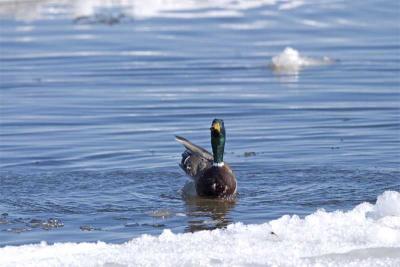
1, 191, 399, 267
271, 47, 333, 74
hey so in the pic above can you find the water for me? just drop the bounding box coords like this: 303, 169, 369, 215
0, 0, 399, 250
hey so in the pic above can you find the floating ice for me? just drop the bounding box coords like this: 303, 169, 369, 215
146, 209, 174, 219
1, 217, 64, 234
0, 191, 399, 267
271, 47, 333, 75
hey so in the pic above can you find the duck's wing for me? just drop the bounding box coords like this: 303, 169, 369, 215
175, 135, 213, 160
175, 135, 213, 179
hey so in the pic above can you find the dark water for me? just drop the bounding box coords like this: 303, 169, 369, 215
0, 0, 399, 246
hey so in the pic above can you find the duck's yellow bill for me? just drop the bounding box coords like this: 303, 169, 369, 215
211, 121, 221, 133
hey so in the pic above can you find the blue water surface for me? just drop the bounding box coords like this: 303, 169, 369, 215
0, 0, 399, 246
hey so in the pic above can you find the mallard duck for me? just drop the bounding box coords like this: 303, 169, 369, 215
175, 119, 237, 198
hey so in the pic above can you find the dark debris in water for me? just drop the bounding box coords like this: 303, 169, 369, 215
243, 152, 257, 157
74, 13, 129, 25
80, 225, 102, 232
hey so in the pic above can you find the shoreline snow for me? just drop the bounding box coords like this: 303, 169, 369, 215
1, 191, 399, 267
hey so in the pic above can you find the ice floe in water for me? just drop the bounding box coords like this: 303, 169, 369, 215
271, 47, 334, 74
1, 191, 399, 267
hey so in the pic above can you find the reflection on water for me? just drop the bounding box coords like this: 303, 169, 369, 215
184, 196, 236, 232
181, 180, 236, 232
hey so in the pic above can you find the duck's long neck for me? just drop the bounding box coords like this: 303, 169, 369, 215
211, 135, 225, 166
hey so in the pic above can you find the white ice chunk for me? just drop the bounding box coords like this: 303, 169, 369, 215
270, 47, 333, 75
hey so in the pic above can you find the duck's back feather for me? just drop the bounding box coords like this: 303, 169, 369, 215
175, 136, 213, 180
175, 136, 213, 161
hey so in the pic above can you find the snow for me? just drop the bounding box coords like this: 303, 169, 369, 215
1, 191, 399, 267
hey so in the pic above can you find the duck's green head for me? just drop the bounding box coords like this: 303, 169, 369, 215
210, 119, 225, 164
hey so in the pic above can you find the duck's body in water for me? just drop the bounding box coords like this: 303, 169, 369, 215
176, 119, 237, 198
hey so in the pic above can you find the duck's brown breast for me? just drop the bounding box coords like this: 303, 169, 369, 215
196, 165, 236, 198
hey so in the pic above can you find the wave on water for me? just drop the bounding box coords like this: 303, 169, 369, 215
271, 47, 334, 74
0, 0, 304, 21
0, 191, 399, 267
